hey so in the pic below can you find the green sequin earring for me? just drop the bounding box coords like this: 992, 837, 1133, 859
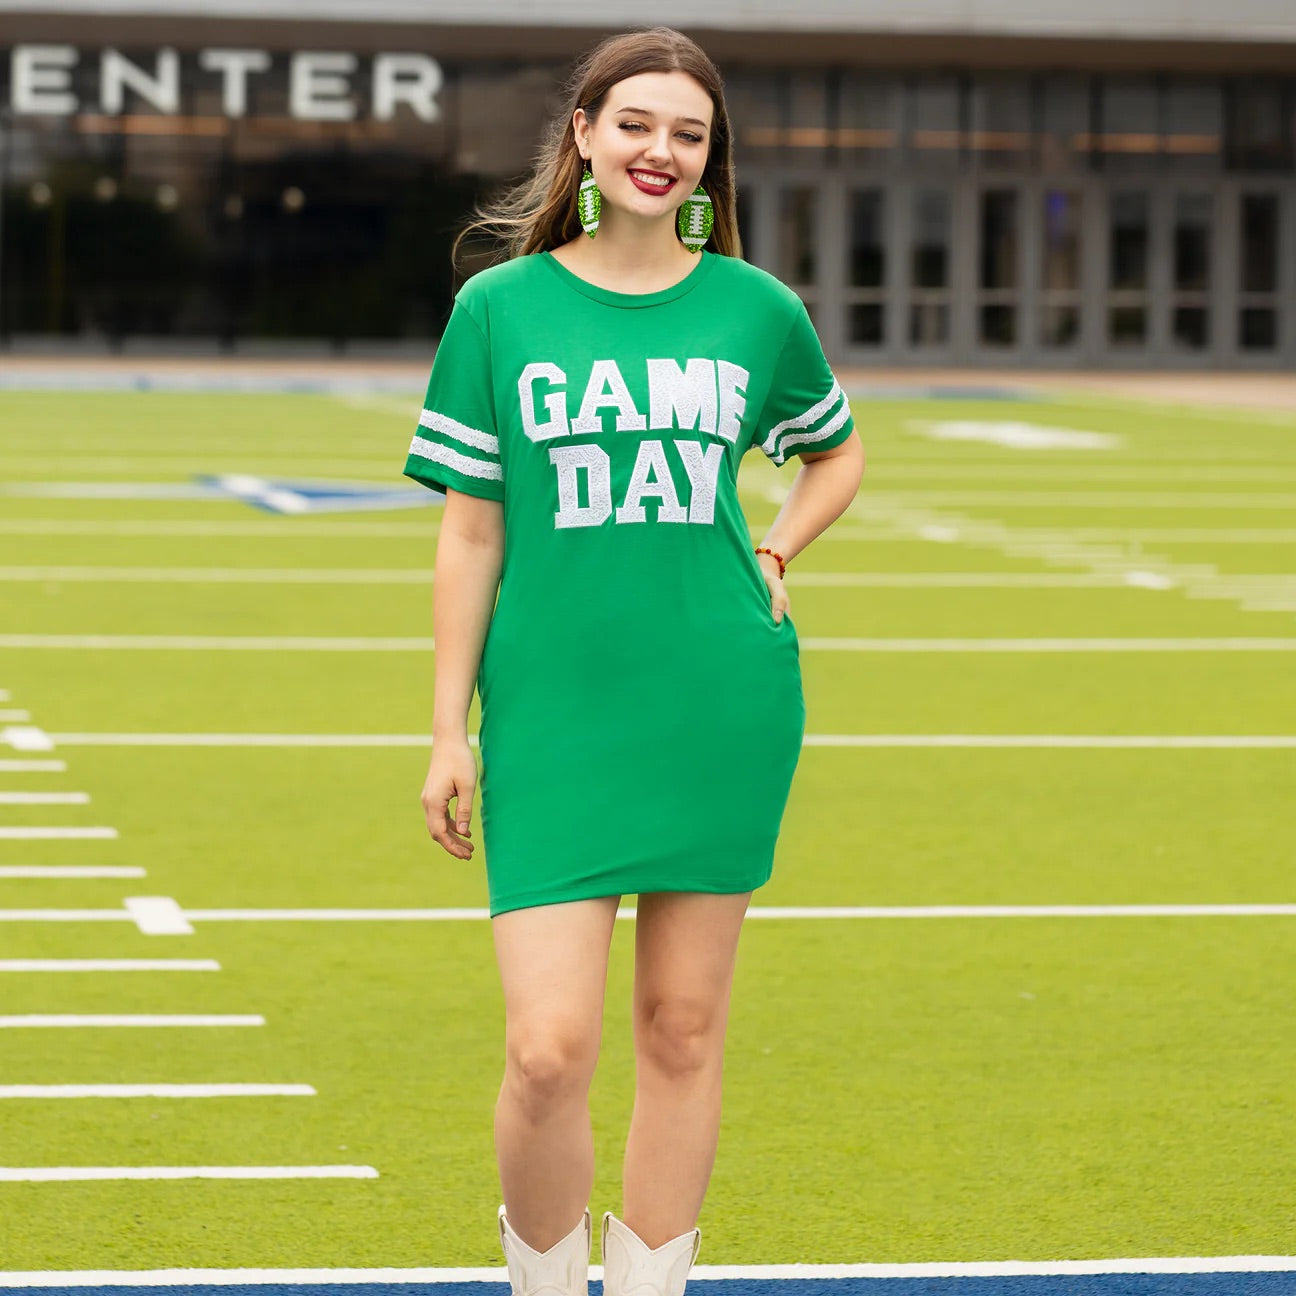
677, 184, 714, 252
577, 165, 601, 239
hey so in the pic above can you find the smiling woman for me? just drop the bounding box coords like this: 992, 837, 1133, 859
404, 25, 863, 1296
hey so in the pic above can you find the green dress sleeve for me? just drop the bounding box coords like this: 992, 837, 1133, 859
403, 298, 504, 501
752, 302, 855, 467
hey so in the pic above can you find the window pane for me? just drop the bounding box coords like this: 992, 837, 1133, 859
1110, 191, 1149, 290
1174, 193, 1212, 292
911, 188, 950, 289
979, 304, 1016, 346
736, 186, 755, 262
980, 189, 1018, 290
777, 187, 816, 286
1041, 75, 1089, 172
1173, 306, 1210, 349
1240, 194, 1279, 293
910, 303, 949, 345
1099, 79, 1159, 170
1041, 305, 1080, 347
1165, 82, 1222, 172
908, 76, 960, 165
1239, 307, 1277, 350
849, 189, 886, 288
839, 73, 898, 159
1109, 306, 1147, 344
849, 303, 885, 345
1227, 81, 1291, 171
1042, 190, 1083, 290
969, 77, 1033, 169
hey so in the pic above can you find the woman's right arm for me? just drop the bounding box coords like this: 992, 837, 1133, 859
421, 486, 504, 860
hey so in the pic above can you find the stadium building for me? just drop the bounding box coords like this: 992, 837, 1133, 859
1, 0, 1293, 368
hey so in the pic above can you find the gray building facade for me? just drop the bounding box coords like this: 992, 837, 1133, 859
1, 1, 1294, 367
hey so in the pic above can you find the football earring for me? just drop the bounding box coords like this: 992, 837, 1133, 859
578, 164, 601, 239
677, 184, 714, 252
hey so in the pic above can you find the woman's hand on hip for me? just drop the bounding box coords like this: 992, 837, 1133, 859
755, 551, 790, 625
421, 735, 478, 860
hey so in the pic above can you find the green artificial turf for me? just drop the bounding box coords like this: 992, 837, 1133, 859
0, 387, 1293, 1269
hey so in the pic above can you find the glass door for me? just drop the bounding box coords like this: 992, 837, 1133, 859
975, 186, 1022, 352
845, 186, 886, 351
1039, 187, 1085, 355
1237, 190, 1282, 355
776, 185, 819, 323
908, 186, 953, 354
1169, 191, 1214, 354
1107, 189, 1152, 352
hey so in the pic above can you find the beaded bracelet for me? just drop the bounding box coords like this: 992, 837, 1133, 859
754, 547, 787, 580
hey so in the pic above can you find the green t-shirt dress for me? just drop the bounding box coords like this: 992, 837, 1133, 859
404, 249, 855, 917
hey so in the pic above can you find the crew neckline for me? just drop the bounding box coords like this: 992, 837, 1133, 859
539, 248, 715, 308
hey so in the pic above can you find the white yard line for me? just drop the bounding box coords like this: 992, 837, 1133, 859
5, 634, 1295, 652
0, 1015, 263, 1028
11, 566, 1294, 591
0, 959, 220, 971
0, 1166, 376, 1184
2, 904, 1292, 925
0, 792, 89, 805
0, 709, 32, 721
0, 761, 66, 772
883, 490, 1296, 509
0, 827, 117, 840
0, 520, 439, 538
0, 866, 145, 878
124, 896, 194, 935
0, 1084, 314, 1098
0, 1257, 1291, 1283
1, 727, 54, 752
794, 638, 1296, 652
44, 732, 1296, 749
0, 566, 433, 584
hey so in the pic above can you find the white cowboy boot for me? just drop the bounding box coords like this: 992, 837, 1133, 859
600, 1212, 701, 1296
498, 1205, 592, 1296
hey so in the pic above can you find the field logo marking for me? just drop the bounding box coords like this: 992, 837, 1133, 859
907, 420, 1122, 450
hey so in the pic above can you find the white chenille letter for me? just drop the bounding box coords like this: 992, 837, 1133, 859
572, 360, 647, 434
551, 444, 612, 529
616, 439, 687, 525
674, 440, 725, 526
520, 362, 570, 442
716, 360, 749, 444
647, 358, 717, 435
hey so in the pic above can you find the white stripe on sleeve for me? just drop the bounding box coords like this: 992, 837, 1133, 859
407, 437, 503, 482
417, 410, 500, 456
759, 382, 844, 460
770, 398, 853, 465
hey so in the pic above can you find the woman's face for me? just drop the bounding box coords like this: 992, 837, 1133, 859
574, 71, 713, 230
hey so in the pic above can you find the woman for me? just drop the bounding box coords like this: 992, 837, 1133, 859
405, 26, 864, 1296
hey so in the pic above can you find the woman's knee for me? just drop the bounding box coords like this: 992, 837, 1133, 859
503, 1019, 600, 1116
636, 995, 724, 1079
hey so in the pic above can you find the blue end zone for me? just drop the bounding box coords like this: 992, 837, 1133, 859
8, 1279, 1296, 1296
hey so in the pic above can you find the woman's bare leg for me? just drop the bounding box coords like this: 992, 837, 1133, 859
621, 890, 752, 1247
492, 895, 621, 1251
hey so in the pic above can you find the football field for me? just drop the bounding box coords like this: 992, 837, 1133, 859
0, 380, 1293, 1287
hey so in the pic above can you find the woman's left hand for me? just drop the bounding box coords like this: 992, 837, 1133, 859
755, 551, 790, 624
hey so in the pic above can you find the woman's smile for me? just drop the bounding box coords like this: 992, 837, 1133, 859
627, 169, 678, 195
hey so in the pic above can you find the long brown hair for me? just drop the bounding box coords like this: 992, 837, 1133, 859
452, 27, 741, 272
